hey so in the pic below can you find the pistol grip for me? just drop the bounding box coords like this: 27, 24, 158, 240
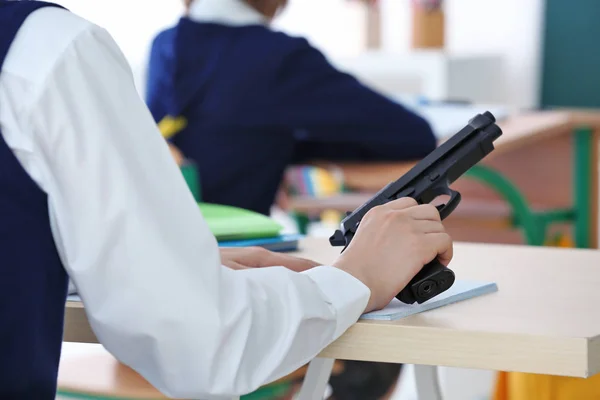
396, 260, 455, 304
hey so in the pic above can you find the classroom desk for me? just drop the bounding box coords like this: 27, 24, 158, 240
291, 110, 600, 248
64, 237, 600, 400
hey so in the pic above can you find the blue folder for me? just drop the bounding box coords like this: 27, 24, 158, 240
218, 234, 303, 253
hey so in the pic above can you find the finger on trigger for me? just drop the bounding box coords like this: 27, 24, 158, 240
409, 204, 441, 221
385, 196, 419, 211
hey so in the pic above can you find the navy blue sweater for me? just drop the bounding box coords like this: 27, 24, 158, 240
147, 19, 436, 214
0, 1, 69, 398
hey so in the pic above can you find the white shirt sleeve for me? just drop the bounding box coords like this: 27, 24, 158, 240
15, 21, 370, 399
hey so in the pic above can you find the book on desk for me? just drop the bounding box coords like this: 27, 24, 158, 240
198, 203, 301, 252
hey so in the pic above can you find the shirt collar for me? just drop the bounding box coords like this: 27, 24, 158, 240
187, 0, 268, 26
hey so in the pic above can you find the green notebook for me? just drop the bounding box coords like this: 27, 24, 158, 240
198, 203, 283, 241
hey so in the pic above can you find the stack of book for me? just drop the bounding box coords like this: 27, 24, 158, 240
199, 203, 302, 252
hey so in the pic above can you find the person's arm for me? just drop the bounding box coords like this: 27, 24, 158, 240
267, 38, 437, 160
27, 25, 370, 398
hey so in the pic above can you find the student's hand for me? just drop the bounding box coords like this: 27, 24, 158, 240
332, 198, 453, 313
220, 247, 319, 272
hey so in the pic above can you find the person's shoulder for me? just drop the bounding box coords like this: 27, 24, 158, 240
249, 27, 314, 54
151, 25, 177, 48
3, 6, 111, 87
265, 29, 331, 68
148, 25, 177, 64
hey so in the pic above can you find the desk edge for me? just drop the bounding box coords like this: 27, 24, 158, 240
64, 302, 599, 378
319, 323, 591, 378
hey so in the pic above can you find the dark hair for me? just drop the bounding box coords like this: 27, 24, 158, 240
244, 0, 288, 18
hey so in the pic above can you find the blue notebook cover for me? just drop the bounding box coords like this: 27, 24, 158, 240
218, 234, 303, 252
361, 280, 498, 321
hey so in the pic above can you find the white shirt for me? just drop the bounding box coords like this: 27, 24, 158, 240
0, 7, 370, 399
188, 0, 268, 26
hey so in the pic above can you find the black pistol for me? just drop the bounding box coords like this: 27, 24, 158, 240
329, 111, 503, 304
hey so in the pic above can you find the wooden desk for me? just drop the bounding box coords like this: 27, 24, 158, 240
292, 110, 600, 248
300, 238, 600, 377
310, 111, 574, 191
64, 238, 600, 399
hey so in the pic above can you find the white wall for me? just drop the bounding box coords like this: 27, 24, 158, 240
53, 0, 184, 94
272, 0, 366, 58
52, 0, 545, 107
276, 0, 546, 108
378, 0, 545, 108
280, 0, 545, 108
445, 0, 545, 108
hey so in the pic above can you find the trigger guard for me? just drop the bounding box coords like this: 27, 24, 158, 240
437, 189, 461, 220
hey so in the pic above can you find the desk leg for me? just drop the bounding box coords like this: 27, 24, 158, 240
465, 165, 547, 245
295, 358, 335, 400
414, 365, 443, 400
574, 126, 599, 249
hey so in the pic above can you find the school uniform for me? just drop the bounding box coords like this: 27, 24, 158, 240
0, 1, 370, 398
0, 5, 68, 398
146, 0, 436, 215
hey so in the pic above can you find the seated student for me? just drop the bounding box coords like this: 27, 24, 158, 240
0, 1, 453, 398
146, 0, 436, 216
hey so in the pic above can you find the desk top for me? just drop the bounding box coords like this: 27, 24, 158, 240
296, 238, 600, 378
65, 238, 600, 378
310, 110, 595, 191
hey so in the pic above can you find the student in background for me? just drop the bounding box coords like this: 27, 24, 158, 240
146, 0, 436, 217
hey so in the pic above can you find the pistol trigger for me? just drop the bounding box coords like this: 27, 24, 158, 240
436, 189, 462, 220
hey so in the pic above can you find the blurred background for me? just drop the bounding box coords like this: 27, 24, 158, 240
55, 1, 600, 399
55, 0, 544, 107
52, 0, 600, 111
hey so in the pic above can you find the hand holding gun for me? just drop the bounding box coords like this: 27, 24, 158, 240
330, 112, 503, 304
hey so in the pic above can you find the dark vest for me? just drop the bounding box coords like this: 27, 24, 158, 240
0, 1, 69, 398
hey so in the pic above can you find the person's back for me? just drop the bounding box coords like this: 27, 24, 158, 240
148, 21, 301, 214
147, 0, 437, 215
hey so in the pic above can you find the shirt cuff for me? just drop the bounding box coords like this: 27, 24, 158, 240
302, 266, 371, 339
